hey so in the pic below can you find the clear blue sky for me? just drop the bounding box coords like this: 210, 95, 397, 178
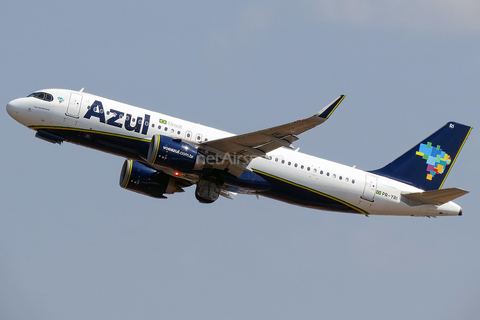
1, 1, 479, 319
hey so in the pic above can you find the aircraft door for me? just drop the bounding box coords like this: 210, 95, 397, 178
66, 92, 82, 118
361, 174, 378, 202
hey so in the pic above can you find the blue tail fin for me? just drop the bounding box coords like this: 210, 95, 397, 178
370, 122, 472, 191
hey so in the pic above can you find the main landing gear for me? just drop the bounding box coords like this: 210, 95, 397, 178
195, 173, 223, 204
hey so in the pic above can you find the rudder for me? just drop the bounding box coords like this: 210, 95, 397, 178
370, 122, 472, 191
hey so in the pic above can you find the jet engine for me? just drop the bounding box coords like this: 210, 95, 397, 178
147, 134, 205, 171
119, 159, 183, 198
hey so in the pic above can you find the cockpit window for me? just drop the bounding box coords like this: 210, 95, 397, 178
27, 92, 53, 102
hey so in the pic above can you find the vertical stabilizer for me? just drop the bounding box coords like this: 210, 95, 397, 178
370, 122, 472, 191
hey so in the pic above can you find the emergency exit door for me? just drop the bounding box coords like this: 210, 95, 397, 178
361, 174, 378, 202
66, 92, 82, 118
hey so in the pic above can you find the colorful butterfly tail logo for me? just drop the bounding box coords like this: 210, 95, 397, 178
415, 142, 451, 180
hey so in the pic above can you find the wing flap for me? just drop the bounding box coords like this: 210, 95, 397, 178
220, 189, 236, 200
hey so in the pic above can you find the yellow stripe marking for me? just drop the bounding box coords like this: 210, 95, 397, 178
325, 95, 345, 119
252, 168, 368, 215
29, 126, 151, 142
439, 126, 472, 189
121, 160, 134, 189
153, 135, 161, 162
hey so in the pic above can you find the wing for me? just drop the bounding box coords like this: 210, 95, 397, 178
199, 95, 345, 176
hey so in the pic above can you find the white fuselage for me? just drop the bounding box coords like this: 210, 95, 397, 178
6, 88, 463, 217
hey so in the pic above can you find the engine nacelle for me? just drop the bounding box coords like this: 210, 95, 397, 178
119, 159, 179, 198
147, 134, 205, 171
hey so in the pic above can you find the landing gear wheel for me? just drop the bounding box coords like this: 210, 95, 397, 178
195, 173, 223, 204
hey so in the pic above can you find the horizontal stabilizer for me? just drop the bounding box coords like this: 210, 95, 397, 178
402, 188, 469, 205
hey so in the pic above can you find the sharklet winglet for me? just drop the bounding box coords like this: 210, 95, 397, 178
316, 95, 345, 119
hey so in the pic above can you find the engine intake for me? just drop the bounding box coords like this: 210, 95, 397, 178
119, 159, 181, 198
147, 134, 205, 171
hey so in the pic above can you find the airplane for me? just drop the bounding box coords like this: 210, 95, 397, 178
6, 88, 472, 217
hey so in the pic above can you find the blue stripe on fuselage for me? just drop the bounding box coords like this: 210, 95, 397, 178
252, 169, 365, 214
29, 126, 366, 213
30, 126, 151, 161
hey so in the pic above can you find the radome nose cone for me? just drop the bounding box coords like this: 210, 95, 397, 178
6, 99, 20, 117
6, 99, 24, 123
6, 100, 15, 117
